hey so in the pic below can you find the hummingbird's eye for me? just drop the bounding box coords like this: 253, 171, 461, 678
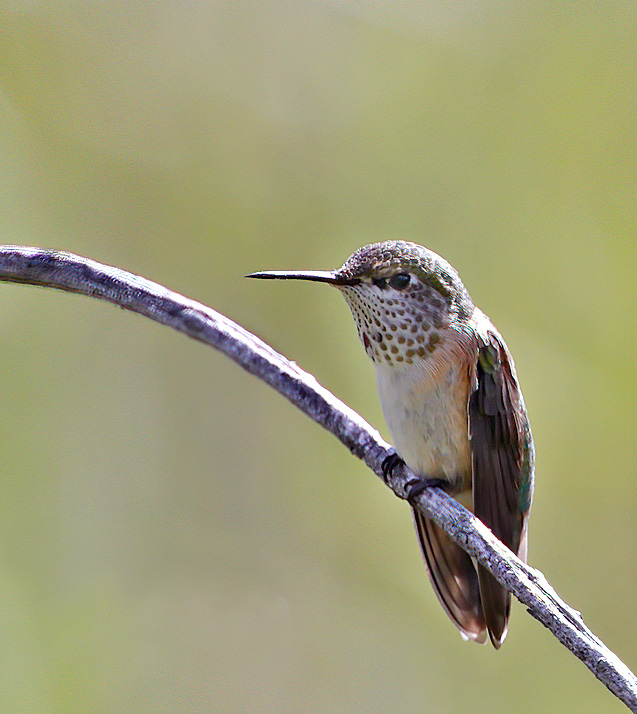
388, 273, 411, 290
372, 277, 387, 289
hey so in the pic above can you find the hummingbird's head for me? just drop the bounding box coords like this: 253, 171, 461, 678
332, 242, 474, 366
247, 241, 474, 367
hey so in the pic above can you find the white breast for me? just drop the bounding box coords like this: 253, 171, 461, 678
374, 358, 472, 492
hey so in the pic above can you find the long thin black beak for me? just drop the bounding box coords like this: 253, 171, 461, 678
246, 270, 359, 286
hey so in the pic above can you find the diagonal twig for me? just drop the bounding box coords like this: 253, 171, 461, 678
0, 245, 635, 711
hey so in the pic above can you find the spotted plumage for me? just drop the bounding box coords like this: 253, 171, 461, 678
248, 241, 534, 647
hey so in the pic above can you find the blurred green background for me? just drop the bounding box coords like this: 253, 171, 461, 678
1, 2, 636, 712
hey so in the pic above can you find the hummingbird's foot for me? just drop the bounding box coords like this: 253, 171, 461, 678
381, 451, 404, 485
405, 477, 448, 506
382, 452, 447, 502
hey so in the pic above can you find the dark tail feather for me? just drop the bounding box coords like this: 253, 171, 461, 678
413, 508, 487, 643
477, 566, 510, 648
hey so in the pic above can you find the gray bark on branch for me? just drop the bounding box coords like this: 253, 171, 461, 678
0, 246, 635, 711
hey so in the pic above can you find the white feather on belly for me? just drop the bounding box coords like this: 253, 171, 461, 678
375, 357, 472, 493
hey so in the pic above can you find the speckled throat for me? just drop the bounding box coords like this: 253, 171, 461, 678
338, 281, 449, 366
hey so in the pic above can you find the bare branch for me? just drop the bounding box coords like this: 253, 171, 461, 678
0, 246, 635, 711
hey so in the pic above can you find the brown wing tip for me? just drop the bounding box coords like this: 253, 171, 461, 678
460, 628, 488, 645
488, 626, 508, 649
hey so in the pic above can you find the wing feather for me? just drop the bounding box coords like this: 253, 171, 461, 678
412, 507, 487, 643
469, 329, 534, 647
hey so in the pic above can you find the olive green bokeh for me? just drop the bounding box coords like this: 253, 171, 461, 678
0, 3, 636, 713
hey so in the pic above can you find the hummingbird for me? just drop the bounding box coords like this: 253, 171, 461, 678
247, 241, 534, 647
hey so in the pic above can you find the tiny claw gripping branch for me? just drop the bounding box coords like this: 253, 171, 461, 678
380, 450, 446, 504
404, 477, 448, 506
381, 450, 404, 485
